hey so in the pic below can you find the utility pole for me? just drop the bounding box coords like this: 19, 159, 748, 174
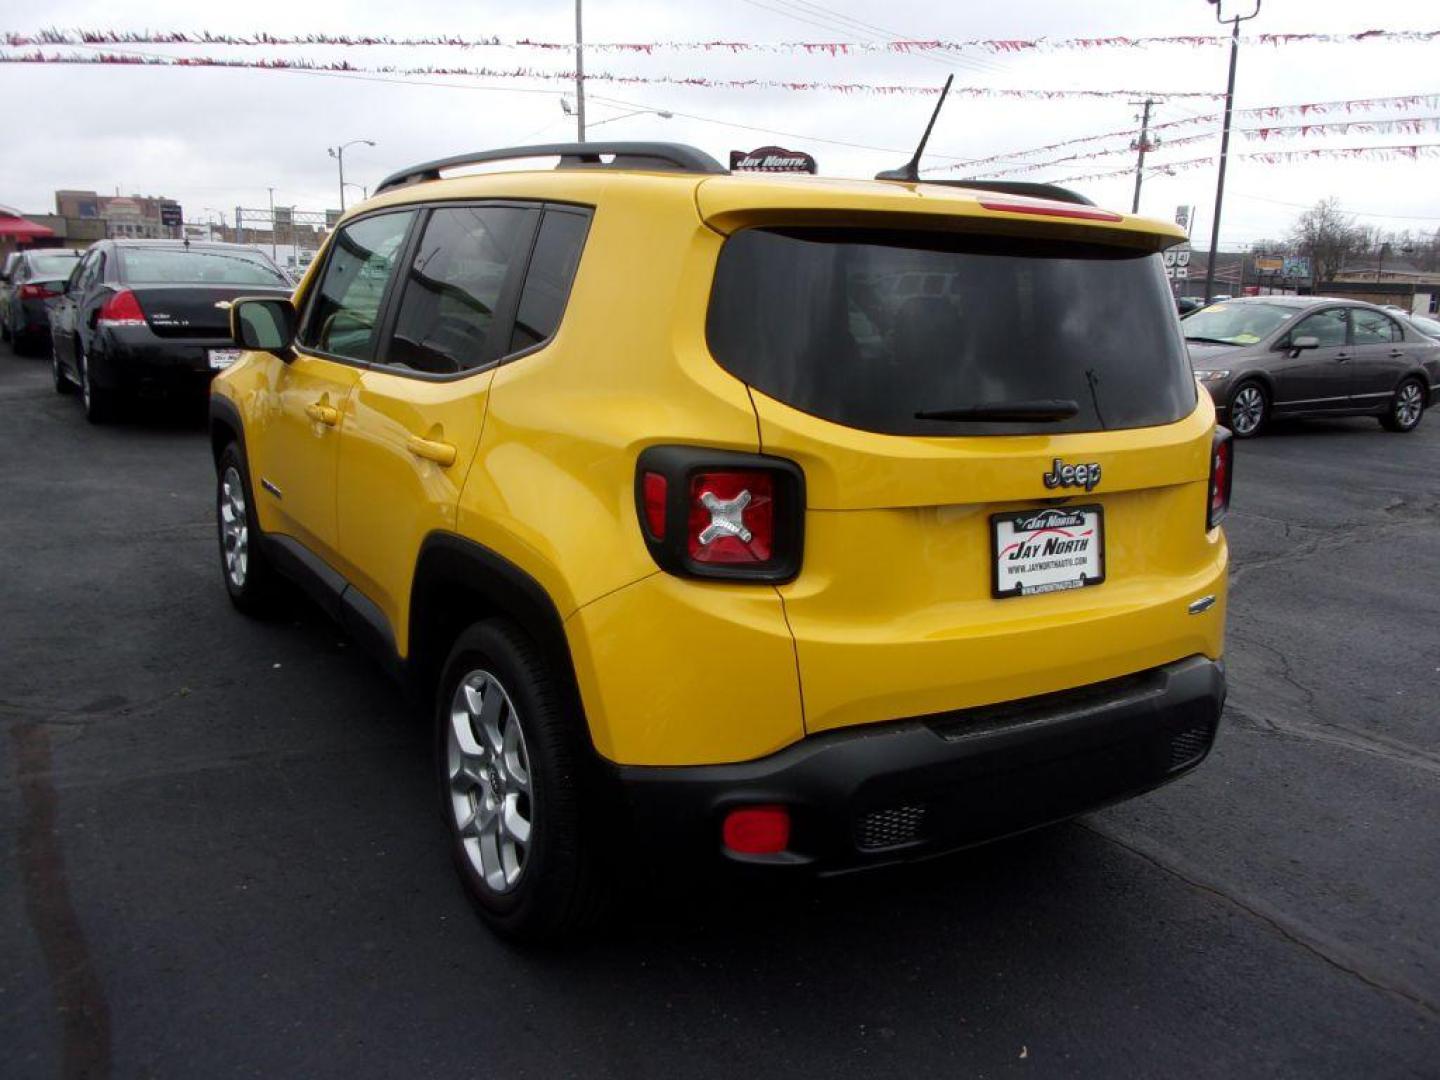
1202, 0, 1262, 303
1130, 98, 1155, 214
267, 187, 277, 262
574, 0, 587, 142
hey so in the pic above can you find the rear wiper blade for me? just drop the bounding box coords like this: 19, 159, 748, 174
914, 399, 1079, 423
1184, 335, 1237, 345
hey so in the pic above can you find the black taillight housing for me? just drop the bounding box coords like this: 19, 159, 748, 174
1207, 427, 1234, 530
635, 446, 804, 582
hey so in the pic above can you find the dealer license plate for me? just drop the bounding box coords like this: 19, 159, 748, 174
208, 349, 241, 370
991, 505, 1105, 598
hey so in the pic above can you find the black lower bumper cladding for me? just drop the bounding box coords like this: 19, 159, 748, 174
616, 655, 1225, 871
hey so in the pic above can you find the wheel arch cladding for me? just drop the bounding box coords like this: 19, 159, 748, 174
408, 533, 588, 742
209, 394, 244, 467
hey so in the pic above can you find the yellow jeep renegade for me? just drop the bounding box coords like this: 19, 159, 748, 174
211, 141, 1231, 939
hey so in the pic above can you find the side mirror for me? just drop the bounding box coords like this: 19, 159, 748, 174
1291, 335, 1320, 351
231, 297, 297, 356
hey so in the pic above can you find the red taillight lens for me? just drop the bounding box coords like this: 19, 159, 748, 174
641, 472, 668, 539
722, 805, 790, 855
635, 447, 803, 582
97, 289, 146, 327
19, 283, 59, 300
1208, 428, 1233, 530
688, 470, 774, 564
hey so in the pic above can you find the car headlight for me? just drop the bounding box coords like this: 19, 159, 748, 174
1195, 369, 1231, 382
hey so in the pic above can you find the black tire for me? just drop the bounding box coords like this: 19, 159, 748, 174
436, 619, 614, 941
216, 442, 281, 615
1379, 377, 1426, 433
79, 349, 119, 424
51, 344, 73, 395
1227, 379, 1269, 439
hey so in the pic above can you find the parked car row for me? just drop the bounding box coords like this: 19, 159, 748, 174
1183, 296, 1440, 437
3, 239, 292, 422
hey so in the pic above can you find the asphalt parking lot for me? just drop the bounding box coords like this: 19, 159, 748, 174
1, 351, 1436, 1078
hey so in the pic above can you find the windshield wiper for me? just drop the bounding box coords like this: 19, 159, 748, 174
915, 399, 1079, 423
1184, 335, 1238, 345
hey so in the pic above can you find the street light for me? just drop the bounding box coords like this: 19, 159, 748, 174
1201, 0, 1262, 304
328, 139, 376, 212
565, 102, 674, 130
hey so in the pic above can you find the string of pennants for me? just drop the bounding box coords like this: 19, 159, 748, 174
6, 28, 1440, 54
982, 115, 1440, 179
0, 50, 1221, 99
1054, 142, 1440, 184
931, 93, 1440, 173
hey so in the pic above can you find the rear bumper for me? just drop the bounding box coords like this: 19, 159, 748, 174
616, 654, 1224, 871
91, 328, 230, 393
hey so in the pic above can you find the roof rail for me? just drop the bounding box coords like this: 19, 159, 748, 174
921, 179, 1097, 207
375, 141, 727, 195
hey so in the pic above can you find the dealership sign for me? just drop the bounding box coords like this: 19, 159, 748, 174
730, 146, 817, 173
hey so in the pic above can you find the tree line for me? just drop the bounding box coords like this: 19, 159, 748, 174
1248, 199, 1440, 283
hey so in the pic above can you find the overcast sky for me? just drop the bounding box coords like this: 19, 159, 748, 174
2, 0, 1438, 249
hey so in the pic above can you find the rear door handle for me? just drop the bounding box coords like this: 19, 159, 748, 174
1389, 349, 1405, 357
1335, 352, 1350, 363
406, 435, 457, 467
305, 402, 340, 426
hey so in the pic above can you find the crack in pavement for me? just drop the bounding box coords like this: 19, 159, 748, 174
1083, 820, 1440, 1022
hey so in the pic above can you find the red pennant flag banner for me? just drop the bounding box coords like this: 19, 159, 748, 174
978, 115, 1440, 179
930, 94, 1440, 174
0, 50, 1220, 99
1056, 142, 1440, 184
6, 28, 1439, 54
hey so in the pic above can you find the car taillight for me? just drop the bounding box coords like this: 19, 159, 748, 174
96, 289, 146, 327
635, 447, 804, 582
18, 283, 59, 300
1207, 427, 1233, 530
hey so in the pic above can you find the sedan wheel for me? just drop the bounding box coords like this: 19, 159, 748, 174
446, 670, 534, 895
1229, 381, 1268, 438
1381, 378, 1425, 433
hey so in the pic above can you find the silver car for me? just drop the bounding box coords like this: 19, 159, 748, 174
1185, 297, 1440, 437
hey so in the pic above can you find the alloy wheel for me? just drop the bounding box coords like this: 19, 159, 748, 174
446, 670, 534, 894
219, 466, 249, 588
1230, 384, 1265, 436
1395, 382, 1424, 429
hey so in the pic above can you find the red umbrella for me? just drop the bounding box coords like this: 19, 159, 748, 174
0, 213, 56, 240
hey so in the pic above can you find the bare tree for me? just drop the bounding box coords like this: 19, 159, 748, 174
1289, 198, 1367, 283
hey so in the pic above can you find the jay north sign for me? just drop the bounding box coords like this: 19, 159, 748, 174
729, 146, 817, 173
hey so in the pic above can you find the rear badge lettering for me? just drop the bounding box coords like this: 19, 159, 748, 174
1042, 458, 1102, 492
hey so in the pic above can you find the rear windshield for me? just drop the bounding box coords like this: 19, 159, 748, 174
118, 247, 288, 287
30, 252, 81, 276
706, 228, 1195, 436
1183, 301, 1299, 345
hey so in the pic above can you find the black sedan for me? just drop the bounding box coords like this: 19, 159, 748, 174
50, 240, 292, 422
1, 248, 83, 354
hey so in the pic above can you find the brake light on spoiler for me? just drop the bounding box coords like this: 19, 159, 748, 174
978, 198, 1124, 223
636, 446, 804, 582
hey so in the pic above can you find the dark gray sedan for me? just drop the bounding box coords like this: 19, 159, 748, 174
1185, 297, 1440, 437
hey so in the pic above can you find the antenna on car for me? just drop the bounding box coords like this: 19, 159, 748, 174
875, 75, 954, 183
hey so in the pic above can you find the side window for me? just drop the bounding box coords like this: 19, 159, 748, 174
510, 210, 590, 354
300, 211, 415, 363
1352, 309, 1399, 345
387, 205, 537, 375
1290, 308, 1347, 348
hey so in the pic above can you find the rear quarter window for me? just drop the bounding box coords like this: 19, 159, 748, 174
706, 227, 1196, 436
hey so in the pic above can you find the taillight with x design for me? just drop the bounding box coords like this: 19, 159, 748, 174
636, 447, 804, 582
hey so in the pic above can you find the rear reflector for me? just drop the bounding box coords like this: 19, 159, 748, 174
641, 471, 668, 539
1207, 427, 1233, 530
722, 805, 790, 855
978, 198, 1124, 223
96, 289, 146, 328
